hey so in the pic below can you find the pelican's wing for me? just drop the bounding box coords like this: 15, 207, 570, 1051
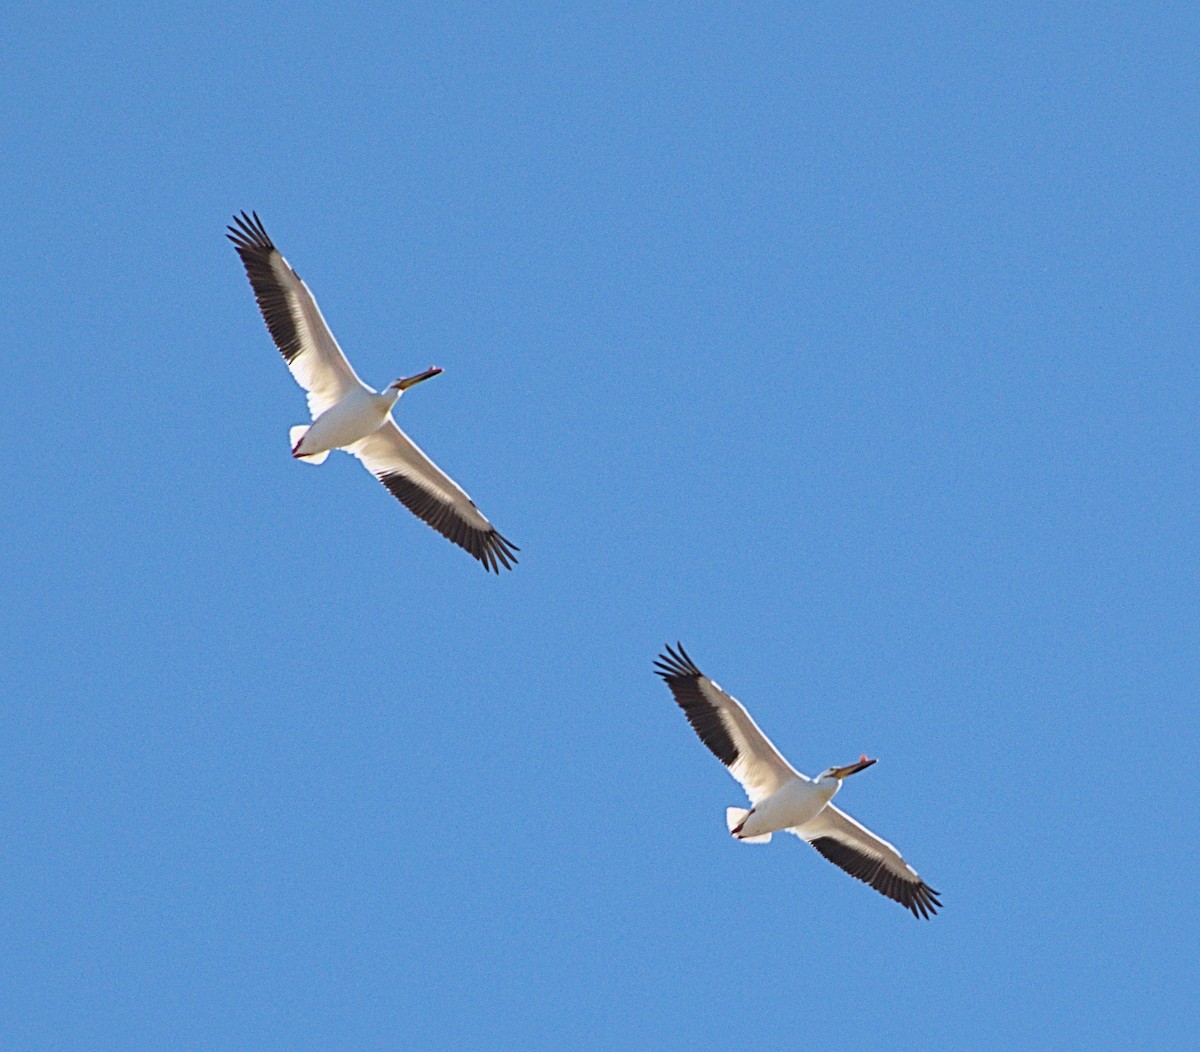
793, 803, 941, 919
654, 644, 801, 805
348, 420, 518, 573
227, 211, 368, 418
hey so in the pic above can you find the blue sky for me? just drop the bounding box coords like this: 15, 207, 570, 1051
2, 3, 1197, 1048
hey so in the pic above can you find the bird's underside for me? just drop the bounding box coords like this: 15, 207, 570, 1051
227, 210, 518, 572
655, 644, 941, 918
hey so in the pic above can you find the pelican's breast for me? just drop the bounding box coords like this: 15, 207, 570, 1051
305, 390, 389, 453
757, 778, 837, 833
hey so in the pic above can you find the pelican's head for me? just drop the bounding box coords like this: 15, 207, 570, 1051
386, 366, 443, 401
816, 755, 877, 783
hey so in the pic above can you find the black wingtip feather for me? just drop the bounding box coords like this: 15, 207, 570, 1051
655, 643, 740, 768
809, 836, 941, 919
227, 211, 309, 366
654, 642, 704, 681
377, 471, 518, 572
227, 210, 274, 251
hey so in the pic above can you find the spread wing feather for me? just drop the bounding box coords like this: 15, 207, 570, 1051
655, 644, 801, 805
349, 421, 518, 572
228, 211, 368, 418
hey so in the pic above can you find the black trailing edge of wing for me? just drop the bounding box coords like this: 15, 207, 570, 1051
808, 836, 942, 919
654, 643, 739, 769
227, 211, 305, 366
378, 471, 518, 573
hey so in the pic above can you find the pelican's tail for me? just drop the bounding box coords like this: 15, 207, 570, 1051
726, 807, 771, 844
290, 425, 329, 464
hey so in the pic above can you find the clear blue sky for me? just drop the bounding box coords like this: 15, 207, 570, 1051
2, 3, 1197, 1048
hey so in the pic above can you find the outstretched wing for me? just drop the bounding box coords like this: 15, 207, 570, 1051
794, 804, 941, 919
655, 644, 802, 805
349, 420, 518, 573
227, 211, 368, 418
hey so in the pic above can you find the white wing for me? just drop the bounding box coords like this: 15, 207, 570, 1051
655, 644, 802, 805
793, 803, 941, 918
349, 420, 518, 573
228, 211, 369, 418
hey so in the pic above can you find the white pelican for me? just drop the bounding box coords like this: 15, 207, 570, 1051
227, 212, 518, 572
655, 644, 941, 918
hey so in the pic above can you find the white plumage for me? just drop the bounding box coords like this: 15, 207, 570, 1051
656, 644, 940, 918
228, 211, 517, 572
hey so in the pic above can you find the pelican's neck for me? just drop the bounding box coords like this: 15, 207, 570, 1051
813, 776, 841, 802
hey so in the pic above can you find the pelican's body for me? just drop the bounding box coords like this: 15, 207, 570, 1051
732, 774, 838, 840
295, 385, 393, 457
655, 644, 941, 918
227, 211, 518, 572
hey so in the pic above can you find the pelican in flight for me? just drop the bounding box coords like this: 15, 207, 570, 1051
227, 211, 518, 572
655, 644, 940, 918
